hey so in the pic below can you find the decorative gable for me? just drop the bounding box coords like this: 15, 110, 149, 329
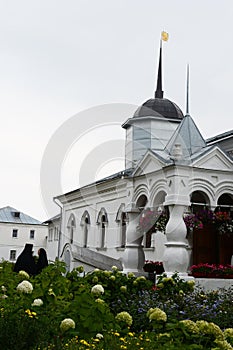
132, 150, 167, 176
192, 147, 233, 171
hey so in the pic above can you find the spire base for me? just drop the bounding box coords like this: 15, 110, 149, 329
155, 90, 164, 99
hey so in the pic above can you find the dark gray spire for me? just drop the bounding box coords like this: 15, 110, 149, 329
186, 64, 190, 115
154, 41, 164, 98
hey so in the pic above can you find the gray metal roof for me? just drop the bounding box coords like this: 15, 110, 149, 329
56, 168, 133, 200
43, 213, 61, 224
0, 206, 43, 225
133, 98, 184, 120
165, 114, 206, 159
206, 129, 233, 144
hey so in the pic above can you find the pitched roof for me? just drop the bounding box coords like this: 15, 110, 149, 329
165, 114, 206, 160
55, 168, 133, 200
206, 129, 233, 145
43, 213, 61, 224
0, 206, 43, 225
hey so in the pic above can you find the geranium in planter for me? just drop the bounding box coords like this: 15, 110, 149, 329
217, 221, 233, 236
184, 213, 203, 234
190, 263, 233, 278
143, 260, 164, 274
195, 208, 216, 224
221, 264, 233, 278
215, 211, 233, 236
190, 263, 215, 277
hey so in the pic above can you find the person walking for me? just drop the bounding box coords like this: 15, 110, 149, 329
13, 243, 36, 276
36, 248, 48, 274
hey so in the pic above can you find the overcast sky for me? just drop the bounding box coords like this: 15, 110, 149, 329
0, 0, 232, 221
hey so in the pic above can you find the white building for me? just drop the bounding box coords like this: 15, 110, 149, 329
51, 43, 233, 274
0, 206, 48, 263
43, 213, 61, 262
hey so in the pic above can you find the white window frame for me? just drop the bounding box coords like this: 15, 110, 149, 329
10, 250, 16, 261
30, 229, 35, 239
12, 229, 18, 238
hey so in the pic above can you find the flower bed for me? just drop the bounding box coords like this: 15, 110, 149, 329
0, 261, 233, 349
190, 263, 233, 278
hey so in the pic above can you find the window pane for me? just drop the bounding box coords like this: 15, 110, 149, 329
12, 229, 18, 238
10, 250, 16, 260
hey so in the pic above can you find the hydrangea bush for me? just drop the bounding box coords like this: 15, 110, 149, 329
0, 260, 232, 349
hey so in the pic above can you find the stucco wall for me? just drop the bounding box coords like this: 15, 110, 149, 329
0, 222, 48, 262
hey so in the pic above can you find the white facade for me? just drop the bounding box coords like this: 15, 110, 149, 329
51, 44, 233, 273
0, 206, 48, 263
55, 139, 233, 273
44, 214, 60, 262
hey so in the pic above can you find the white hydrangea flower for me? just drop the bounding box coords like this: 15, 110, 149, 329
115, 311, 133, 326
91, 284, 104, 295
19, 270, 30, 279
16, 280, 33, 294
111, 266, 118, 271
1, 295, 8, 299
147, 307, 167, 322
127, 272, 135, 278
60, 318, 75, 332
1, 286, 7, 292
95, 298, 105, 304
32, 298, 43, 307
95, 333, 104, 339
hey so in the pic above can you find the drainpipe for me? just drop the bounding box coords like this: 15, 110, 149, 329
53, 197, 63, 259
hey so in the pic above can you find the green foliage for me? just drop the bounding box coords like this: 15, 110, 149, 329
0, 260, 232, 350
156, 272, 195, 297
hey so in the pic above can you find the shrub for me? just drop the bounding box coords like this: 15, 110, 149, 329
0, 260, 232, 349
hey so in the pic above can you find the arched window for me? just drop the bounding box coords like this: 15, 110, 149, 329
81, 211, 90, 248
190, 191, 210, 213
97, 208, 108, 248
136, 194, 149, 246
67, 214, 76, 244
217, 193, 233, 216
136, 194, 147, 210
64, 249, 71, 272
121, 212, 127, 248
116, 204, 127, 248
101, 215, 106, 248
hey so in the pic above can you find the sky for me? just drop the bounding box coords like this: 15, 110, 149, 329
0, 0, 232, 221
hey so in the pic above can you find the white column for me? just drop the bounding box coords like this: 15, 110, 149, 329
162, 198, 194, 280
122, 208, 145, 273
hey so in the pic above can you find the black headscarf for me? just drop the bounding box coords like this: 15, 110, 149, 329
36, 248, 48, 274
13, 243, 36, 276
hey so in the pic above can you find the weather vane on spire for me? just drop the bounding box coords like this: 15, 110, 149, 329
155, 31, 169, 99
161, 31, 169, 42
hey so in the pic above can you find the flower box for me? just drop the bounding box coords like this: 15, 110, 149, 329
192, 273, 233, 279
190, 263, 233, 278
143, 261, 164, 274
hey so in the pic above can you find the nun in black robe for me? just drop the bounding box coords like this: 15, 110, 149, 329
13, 243, 36, 276
36, 248, 48, 274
